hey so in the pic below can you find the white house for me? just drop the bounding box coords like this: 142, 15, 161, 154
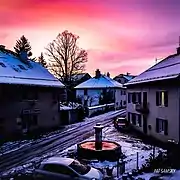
74, 69, 126, 109
125, 45, 180, 143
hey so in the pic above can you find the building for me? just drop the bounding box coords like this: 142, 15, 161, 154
0, 46, 66, 138
74, 69, 126, 109
71, 73, 92, 87
125, 46, 180, 143
114, 73, 136, 84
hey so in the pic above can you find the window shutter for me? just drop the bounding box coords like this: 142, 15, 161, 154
132, 93, 135, 103
164, 91, 168, 107
156, 118, 159, 133
128, 112, 130, 123
128, 93, 130, 103
139, 114, 142, 127
164, 120, 168, 135
156, 92, 159, 106
138, 93, 141, 104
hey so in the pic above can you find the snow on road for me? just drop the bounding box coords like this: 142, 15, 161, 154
0, 110, 123, 156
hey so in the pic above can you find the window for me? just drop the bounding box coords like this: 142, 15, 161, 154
128, 92, 141, 104
131, 113, 136, 125
43, 164, 77, 176
0, 62, 6, 67
136, 114, 142, 127
156, 118, 168, 135
123, 101, 126, 105
18, 65, 26, 70
128, 113, 141, 127
156, 91, 168, 107
69, 160, 90, 175
128, 93, 132, 103
84, 89, 88, 95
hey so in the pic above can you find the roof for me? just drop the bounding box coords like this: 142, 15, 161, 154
0, 50, 65, 87
126, 53, 180, 86
74, 75, 124, 89
42, 157, 74, 165
71, 73, 91, 81
123, 75, 135, 81
114, 74, 135, 81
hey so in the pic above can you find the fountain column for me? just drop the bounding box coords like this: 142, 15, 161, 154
94, 123, 104, 150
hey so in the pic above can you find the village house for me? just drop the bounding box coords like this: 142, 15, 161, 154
0, 46, 66, 138
125, 45, 180, 143
74, 69, 126, 115
114, 73, 136, 85
71, 73, 92, 87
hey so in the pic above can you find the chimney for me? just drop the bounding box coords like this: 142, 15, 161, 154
107, 72, 110, 77
19, 51, 29, 64
127, 72, 130, 76
177, 36, 180, 54
95, 69, 101, 78
177, 47, 180, 55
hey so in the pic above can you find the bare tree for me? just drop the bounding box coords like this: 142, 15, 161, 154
45, 30, 88, 85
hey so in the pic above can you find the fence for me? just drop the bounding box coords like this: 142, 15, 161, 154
88, 103, 115, 117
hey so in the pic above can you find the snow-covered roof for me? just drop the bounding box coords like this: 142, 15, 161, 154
42, 157, 73, 165
0, 50, 65, 87
114, 74, 135, 81
71, 73, 91, 81
126, 53, 180, 86
123, 75, 135, 81
75, 75, 124, 89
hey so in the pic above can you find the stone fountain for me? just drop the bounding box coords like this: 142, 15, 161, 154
77, 123, 122, 161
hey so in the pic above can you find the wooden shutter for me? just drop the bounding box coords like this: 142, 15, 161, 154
164, 120, 168, 135
132, 93, 135, 104
128, 112, 130, 123
156, 118, 159, 133
156, 92, 159, 106
128, 93, 130, 103
139, 114, 142, 127
138, 93, 141, 104
164, 91, 168, 107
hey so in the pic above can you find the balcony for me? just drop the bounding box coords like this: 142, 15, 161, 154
135, 102, 149, 114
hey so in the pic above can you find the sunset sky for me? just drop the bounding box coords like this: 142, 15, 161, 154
1, 0, 180, 77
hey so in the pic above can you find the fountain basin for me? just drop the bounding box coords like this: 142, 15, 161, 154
77, 140, 122, 162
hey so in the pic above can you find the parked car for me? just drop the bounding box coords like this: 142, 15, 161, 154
33, 157, 103, 180
114, 117, 129, 132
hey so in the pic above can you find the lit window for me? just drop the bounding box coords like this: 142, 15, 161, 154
156, 91, 168, 107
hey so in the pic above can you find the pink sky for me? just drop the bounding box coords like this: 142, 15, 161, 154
1, 0, 180, 77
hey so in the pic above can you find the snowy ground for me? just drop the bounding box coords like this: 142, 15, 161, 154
0, 110, 122, 156
2, 119, 180, 180
60, 125, 165, 179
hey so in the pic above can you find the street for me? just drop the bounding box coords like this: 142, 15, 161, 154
0, 109, 126, 178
